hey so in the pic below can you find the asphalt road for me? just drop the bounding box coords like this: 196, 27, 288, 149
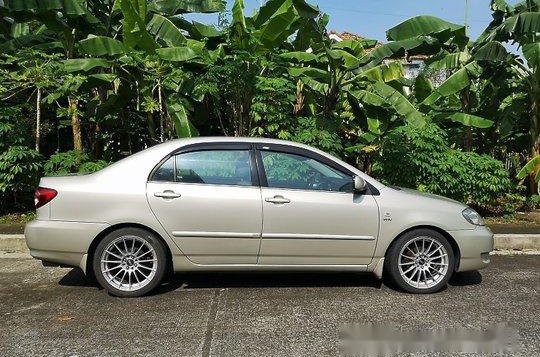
0, 255, 538, 357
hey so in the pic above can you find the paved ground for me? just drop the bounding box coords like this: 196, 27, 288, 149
0, 255, 538, 357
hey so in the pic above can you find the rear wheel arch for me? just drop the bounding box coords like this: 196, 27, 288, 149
86, 223, 173, 277
383, 225, 461, 272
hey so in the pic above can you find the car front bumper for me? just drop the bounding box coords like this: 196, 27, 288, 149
25, 219, 109, 270
448, 225, 494, 272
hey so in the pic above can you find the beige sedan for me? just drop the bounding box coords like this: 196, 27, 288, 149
25, 138, 493, 297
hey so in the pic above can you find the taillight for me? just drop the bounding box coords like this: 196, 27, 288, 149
35, 187, 58, 209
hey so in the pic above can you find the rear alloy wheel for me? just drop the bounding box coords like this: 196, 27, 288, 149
385, 229, 454, 293
93, 228, 167, 297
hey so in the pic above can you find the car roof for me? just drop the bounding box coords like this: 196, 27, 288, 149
168, 136, 310, 147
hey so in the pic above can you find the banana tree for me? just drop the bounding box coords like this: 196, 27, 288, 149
473, 0, 540, 193
280, 16, 430, 169
2, 0, 227, 143
369, 15, 498, 152
191, 0, 321, 136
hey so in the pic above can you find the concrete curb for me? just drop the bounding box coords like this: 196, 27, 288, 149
2, 233, 540, 253
0, 234, 27, 252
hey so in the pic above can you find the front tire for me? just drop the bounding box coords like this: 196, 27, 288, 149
93, 228, 167, 298
385, 229, 454, 294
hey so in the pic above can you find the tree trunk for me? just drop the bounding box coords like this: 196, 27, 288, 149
157, 80, 164, 142
460, 89, 472, 151
529, 83, 539, 194
35, 87, 41, 152
293, 80, 304, 115
69, 97, 83, 151
147, 112, 157, 142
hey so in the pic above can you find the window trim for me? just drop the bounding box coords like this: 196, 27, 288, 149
148, 141, 379, 195
148, 142, 259, 187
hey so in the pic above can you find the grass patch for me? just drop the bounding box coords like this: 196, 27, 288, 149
485, 212, 539, 226
0, 212, 36, 225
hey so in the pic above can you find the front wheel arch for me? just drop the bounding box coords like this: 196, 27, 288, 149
87, 223, 173, 278
383, 225, 461, 274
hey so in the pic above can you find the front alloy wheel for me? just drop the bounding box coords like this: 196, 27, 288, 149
93, 228, 167, 297
385, 229, 454, 293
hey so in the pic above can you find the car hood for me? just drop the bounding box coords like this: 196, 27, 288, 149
394, 187, 464, 206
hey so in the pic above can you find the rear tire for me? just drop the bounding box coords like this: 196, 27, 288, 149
93, 227, 167, 298
384, 229, 454, 294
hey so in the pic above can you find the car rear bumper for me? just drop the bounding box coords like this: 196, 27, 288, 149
448, 226, 494, 272
25, 219, 109, 269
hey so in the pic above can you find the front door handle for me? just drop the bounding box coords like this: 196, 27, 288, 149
265, 195, 291, 204
154, 190, 182, 199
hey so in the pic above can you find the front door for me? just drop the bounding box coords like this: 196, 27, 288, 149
146, 145, 262, 264
257, 148, 379, 265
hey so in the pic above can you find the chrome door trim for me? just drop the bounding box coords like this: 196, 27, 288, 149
172, 231, 260, 238
262, 233, 375, 240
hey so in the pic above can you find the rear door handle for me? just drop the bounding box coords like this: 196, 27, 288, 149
154, 190, 182, 199
265, 195, 291, 204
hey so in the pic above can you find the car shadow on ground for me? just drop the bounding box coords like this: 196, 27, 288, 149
159, 271, 383, 292
448, 270, 483, 286
58, 268, 483, 296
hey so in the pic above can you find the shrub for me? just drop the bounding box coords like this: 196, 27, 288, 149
373, 123, 512, 211
44, 150, 109, 176
0, 146, 42, 211
0, 107, 42, 212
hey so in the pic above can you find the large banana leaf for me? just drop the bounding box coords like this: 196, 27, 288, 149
422, 62, 482, 106
252, 0, 318, 27
449, 113, 494, 128
523, 42, 540, 70
370, 82, 426, 126
119, 0, 157, 52
413, 74, 434, 103
355, 82, 426, 126
149, 0, 225, 15
0, 33, 57, 53
517, 155, 540, 182
190, 21, 222, 38
156, 46, 198, 61
426, 51, 470, 70
3, 0, 87, 16
386, 15, 467, 48
363, 36, 439, 67
504, 12, 540, 37
78, 36, 125, 56
232, 0, 247, 32
357, 62, 405, 83
167, 101, 198, 138
473, 41, 510, 61
147, 14, 187, 47
64, 58, 112, 72
253, 1, 297, 48
483, 12, 540, 42
301, 77, 329, 94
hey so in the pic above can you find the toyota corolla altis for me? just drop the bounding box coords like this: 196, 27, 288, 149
25, 138, 493, 297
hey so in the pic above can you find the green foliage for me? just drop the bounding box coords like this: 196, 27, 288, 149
0, 146, 42, 194
373, 123, 512, 209
251, 75, 296, 139
44, 151, 109, 176
292, 117, 345, 158
0, 107, 41, 211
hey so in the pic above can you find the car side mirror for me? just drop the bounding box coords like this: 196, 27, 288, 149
353, 175, 367, 192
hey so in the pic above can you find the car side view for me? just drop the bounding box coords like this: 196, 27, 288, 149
25, 138, 493, 297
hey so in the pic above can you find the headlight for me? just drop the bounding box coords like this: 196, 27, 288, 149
462, 208, 485, 226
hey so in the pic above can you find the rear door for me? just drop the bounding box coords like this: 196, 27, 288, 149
146, 143, 262, 264
256, 145, 379, 265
